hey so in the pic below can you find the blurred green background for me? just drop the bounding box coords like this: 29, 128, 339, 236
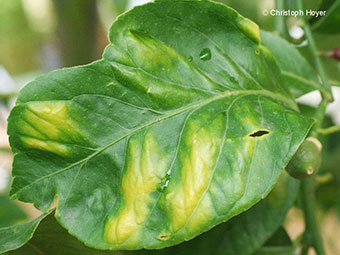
0, 0, 339, 254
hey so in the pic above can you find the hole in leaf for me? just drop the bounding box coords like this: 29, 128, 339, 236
158, 233, 170, 240
249, 130, 270, 138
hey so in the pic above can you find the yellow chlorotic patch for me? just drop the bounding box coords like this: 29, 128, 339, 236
236, 16, 260, 44
187, 194, 214, 232
243, 116, 258, 129
19, 101, 84, 157
245, 138, 255, 158
21, 137, 69, 157
166, 114, 225, 232
17, 119, 45, 140
105, 132, 168, 245
129, 30, 177, 73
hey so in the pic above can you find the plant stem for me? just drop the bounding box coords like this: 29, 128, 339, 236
318, 125, 340, 135
296, 0, 333, 102
301, 245, 309, 255
310, 99, 329, 138
274, 0, 289, 39
295, 1, 334, 254
300, 178, 325, 255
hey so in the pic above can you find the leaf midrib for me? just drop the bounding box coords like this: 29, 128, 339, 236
178, 93, 244, 233
11, 89, 296, 198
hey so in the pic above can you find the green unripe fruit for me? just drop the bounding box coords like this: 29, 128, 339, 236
286, 137, 322, 179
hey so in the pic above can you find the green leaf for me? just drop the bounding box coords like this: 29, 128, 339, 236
111, 0, 128, 15
0, 213, 48, 254
286, 0, 324, 13
4, 172, 297, 255
155, 0, 206, 1
161, 171, 299, 255
0, 168, 27, 228
0, 193, 27, 228
251, 226, 296, 255
252, 246, 297, 255
2, 213, 116, 255
260, 31, 328, 98
8, 0, 312, 250
264, 227, 292, 246
312, 0, 340, 34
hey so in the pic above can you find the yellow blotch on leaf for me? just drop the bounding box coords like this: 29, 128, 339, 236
21, 137, 69, 157
128, 30, 176, 73
105, 132, 167, 245
236, 16, 260, 44
19, 101, 84, 157
166, 113, 225, 232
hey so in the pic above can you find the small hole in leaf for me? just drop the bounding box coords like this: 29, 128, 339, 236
249, 130, 270, 138
158, 233, 170, 240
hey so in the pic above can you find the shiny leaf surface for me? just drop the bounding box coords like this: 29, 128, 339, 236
161, 172, 299, 255
8, 0, 312, 250
3, 172, 297, 255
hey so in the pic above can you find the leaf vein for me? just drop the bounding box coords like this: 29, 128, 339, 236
11, 89, 294, 197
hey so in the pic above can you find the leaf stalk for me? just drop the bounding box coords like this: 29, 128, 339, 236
300, 178, 325, 255
296, 0, 333, 102
318, 125, 340, 135
274, 0, 289, 39
294, 0, 336, 254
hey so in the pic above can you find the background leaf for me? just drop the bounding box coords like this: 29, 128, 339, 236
260, 31, 328, 98
2, 213, 116, 255
0, 193, 27, 228
251, 227, 296, 255
252, 247, 296, 255
312, 0, 340, 34
0, 213, 48, 254
111, 0, 128, 16
263, 227, 292, 247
